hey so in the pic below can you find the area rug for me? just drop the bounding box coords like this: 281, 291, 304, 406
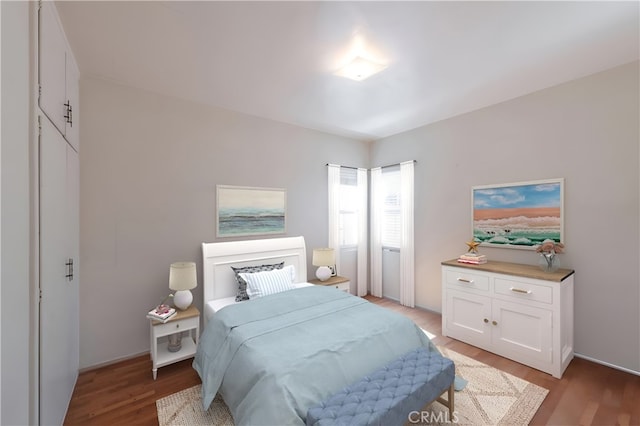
156, 348, 548, 425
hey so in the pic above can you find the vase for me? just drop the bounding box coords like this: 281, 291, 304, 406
538, 252, 559, 272
167, 332, 182, 352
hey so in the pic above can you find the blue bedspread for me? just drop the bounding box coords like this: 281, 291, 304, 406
193, 286, 436, 425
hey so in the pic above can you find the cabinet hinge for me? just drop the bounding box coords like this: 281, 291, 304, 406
64, 101, 73, 127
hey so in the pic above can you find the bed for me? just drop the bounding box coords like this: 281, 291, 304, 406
193, 236, 438, 425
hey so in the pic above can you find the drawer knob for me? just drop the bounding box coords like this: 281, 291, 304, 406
175, 324, 180, 329
492, 320, 498, 326
483, 318, 489, 323
457, 277, 473, 283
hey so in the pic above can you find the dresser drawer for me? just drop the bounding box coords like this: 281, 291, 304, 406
494, 278, 552, 304
312, 276, 350, 293
444, 269, 489, 292
332, 281, 350, 292
153, 316, 199, 337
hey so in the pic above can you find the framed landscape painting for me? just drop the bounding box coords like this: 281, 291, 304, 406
472, 178, 564, 249
216, 185, 286, 237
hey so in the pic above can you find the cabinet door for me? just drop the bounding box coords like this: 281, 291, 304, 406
39, 1, 68, 135
444, 289, 492, 348
491, 299, 552, 367
39, 116, 79, 426
65, 55, 80, 151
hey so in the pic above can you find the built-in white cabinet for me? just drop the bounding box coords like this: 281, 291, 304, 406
442, 259, 574, 378
39, 116, 80, 426
39, 1, 79, 151
37, 2, 80, 424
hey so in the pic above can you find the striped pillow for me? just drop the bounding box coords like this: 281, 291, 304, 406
239, 265, 295, 299
231, 261, 284, 302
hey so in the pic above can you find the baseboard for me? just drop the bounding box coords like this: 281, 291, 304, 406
78, 350, 150, 374
574, 352, 640, 377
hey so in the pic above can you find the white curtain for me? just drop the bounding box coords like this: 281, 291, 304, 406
327, 164, 341, 276
370, 167, 383, 297
356, 168, 368, 296
399, 161, 415, 307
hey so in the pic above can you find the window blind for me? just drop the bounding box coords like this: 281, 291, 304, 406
381, 167, 401, 248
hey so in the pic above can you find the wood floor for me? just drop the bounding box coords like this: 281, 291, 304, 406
64, 295, 640, 425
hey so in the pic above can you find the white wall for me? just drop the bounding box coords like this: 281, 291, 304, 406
79, 77, 369, 368
79, 61, 639, 376
1, 1, 33, 424
371, 61, 640, 373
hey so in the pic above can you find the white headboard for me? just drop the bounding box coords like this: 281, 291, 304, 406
202, 236, 308, 303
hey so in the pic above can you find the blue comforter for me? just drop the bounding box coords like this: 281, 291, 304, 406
193, 286, 436, 425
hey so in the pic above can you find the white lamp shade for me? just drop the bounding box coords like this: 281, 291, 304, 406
169, 262, 197, 291
312, 248, 335, 267
313, 248, 335, 282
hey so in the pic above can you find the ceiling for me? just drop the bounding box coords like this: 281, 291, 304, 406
56, 1, 639, 141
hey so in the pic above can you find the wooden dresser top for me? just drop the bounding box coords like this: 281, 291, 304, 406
441, 259, 575, 282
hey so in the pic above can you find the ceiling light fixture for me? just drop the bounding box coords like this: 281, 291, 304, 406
335, 55, 387, 81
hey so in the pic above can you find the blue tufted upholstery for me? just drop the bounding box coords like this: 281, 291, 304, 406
306, 347, 454, 426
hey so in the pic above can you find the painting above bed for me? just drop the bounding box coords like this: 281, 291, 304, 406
216, 185, 286, 237
472, 178, 564, 249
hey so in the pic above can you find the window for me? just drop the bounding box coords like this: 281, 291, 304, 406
381, 166, 401, 249
370, 161, 414, 306
339, 168, 359, 247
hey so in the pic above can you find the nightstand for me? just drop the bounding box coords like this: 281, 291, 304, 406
309, 275, 351, 293
149, 305, 199, 380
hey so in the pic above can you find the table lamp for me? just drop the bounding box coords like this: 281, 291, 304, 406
312, 248, 335, 281
169, 261, 197, 310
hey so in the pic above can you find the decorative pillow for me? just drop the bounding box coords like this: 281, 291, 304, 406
231, 261, 285, 302
239, 265, 296, 299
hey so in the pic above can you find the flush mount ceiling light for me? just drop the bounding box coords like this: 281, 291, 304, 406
335, 55, 387, 81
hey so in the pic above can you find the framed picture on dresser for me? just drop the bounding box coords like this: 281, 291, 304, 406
472, 178, 564, 249
216, 185, 287, 237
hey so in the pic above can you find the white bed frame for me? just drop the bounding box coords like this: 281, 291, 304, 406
201, 236, 308, 304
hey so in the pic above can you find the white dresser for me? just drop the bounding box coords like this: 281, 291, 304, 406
441, 259, 574, 378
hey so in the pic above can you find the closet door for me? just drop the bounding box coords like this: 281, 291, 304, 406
39, 116, 79, 426
65, 59, 80, 151
39, 1, 68, 135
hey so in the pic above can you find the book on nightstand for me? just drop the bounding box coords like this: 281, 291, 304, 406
457, 253, 487, 264
146, 305, 176, 322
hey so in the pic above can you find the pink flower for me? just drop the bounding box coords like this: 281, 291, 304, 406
156, 304, 170, 314
535, 239, 564, 254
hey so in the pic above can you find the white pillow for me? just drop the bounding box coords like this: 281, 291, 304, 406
239, 265, 296, 299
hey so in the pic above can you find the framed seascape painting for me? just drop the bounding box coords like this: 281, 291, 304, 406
472, 178, 564, 249
216, 185, 286, 237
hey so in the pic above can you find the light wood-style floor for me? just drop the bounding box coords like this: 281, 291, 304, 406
64, 295, 640, 425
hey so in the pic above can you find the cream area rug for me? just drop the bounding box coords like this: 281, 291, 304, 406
156, 348, 548, 426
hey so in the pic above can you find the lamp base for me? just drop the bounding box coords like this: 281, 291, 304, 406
168, 333, 182, 352
173, 290, 193, 310
315, 266, 332, 282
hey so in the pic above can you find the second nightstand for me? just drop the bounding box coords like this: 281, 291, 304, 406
309, 275, 350, 293
149, 305, 199, 380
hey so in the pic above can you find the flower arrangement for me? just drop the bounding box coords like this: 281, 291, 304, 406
535, 239, 564, 254
535, 239, 564, 271
155, 293, 174, 311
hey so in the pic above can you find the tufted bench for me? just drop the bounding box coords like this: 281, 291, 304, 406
306, 347, 455, 426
